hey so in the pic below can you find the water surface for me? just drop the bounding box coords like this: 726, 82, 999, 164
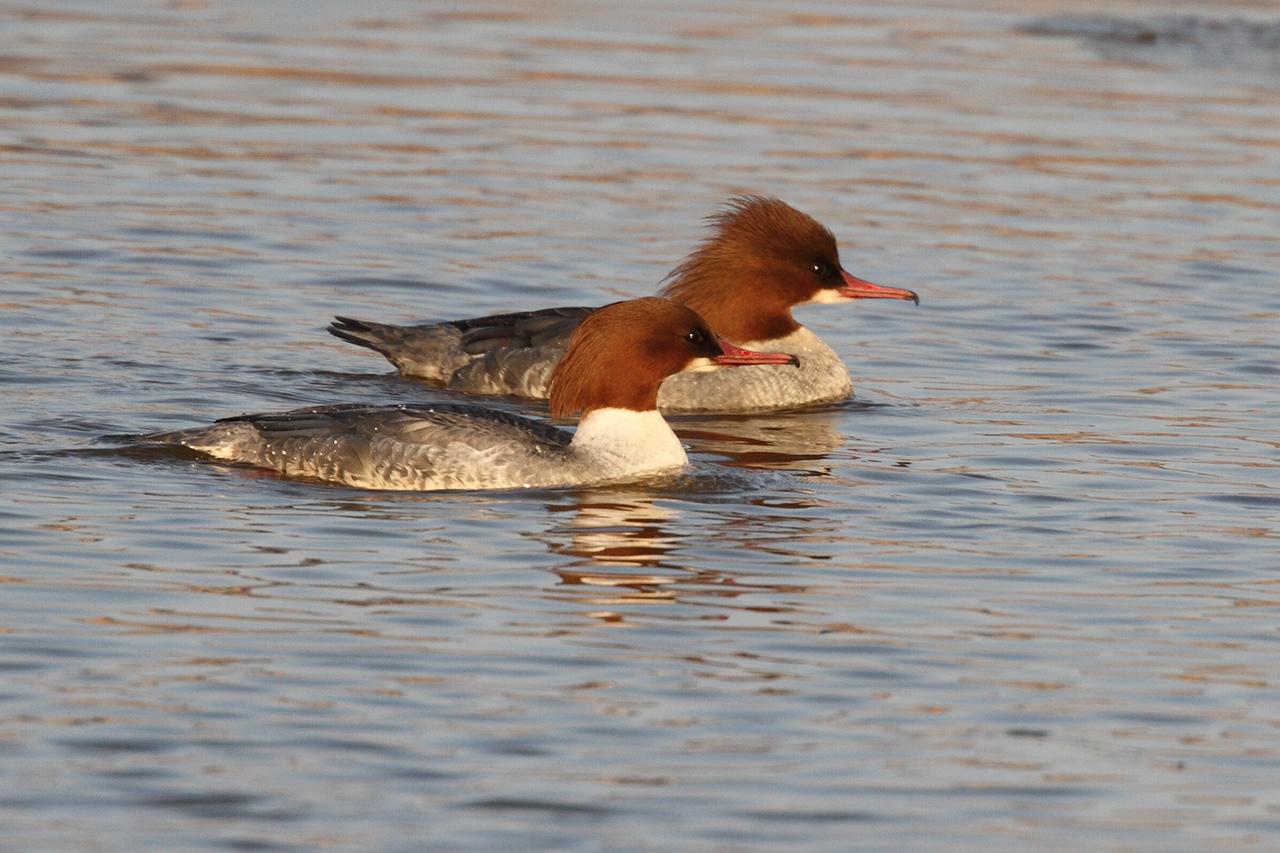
3, 1, 1279, 850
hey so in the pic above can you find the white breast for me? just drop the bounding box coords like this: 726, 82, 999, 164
656, 327, 852, 412
570, 408, 688, 475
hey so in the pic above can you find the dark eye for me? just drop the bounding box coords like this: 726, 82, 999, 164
685, 328, 705, 346
811, 260, 832, 279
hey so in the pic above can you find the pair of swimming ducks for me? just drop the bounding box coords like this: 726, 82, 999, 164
145, 196, 919, 490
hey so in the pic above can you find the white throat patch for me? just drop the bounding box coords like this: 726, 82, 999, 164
571, 408, 687, 474
801, 288, 853, 305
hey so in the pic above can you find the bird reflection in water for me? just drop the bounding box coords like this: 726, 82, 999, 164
548, 492, 681, 570
670, 405, 851, 473
541, 487, 842, 626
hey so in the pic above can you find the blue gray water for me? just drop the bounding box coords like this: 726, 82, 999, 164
3, 2, 1279, 850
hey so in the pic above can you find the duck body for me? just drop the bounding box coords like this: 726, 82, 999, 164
141, 298, 798, 491
330, 317, 850, 412
147, 403, 685, 491
328, 196, 916, 413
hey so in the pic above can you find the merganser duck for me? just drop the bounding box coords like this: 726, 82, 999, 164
328, 195, 918, 413
140, 298, 799, 491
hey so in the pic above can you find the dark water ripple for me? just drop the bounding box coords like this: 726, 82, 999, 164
1021, 14, 1280, 75
3, 1, 1280, 851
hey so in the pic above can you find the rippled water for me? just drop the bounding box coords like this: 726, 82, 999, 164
3, 2, 1280, 849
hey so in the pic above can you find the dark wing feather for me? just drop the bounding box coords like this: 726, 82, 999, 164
220, 403, 571, 450
447, 306, 594, 355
